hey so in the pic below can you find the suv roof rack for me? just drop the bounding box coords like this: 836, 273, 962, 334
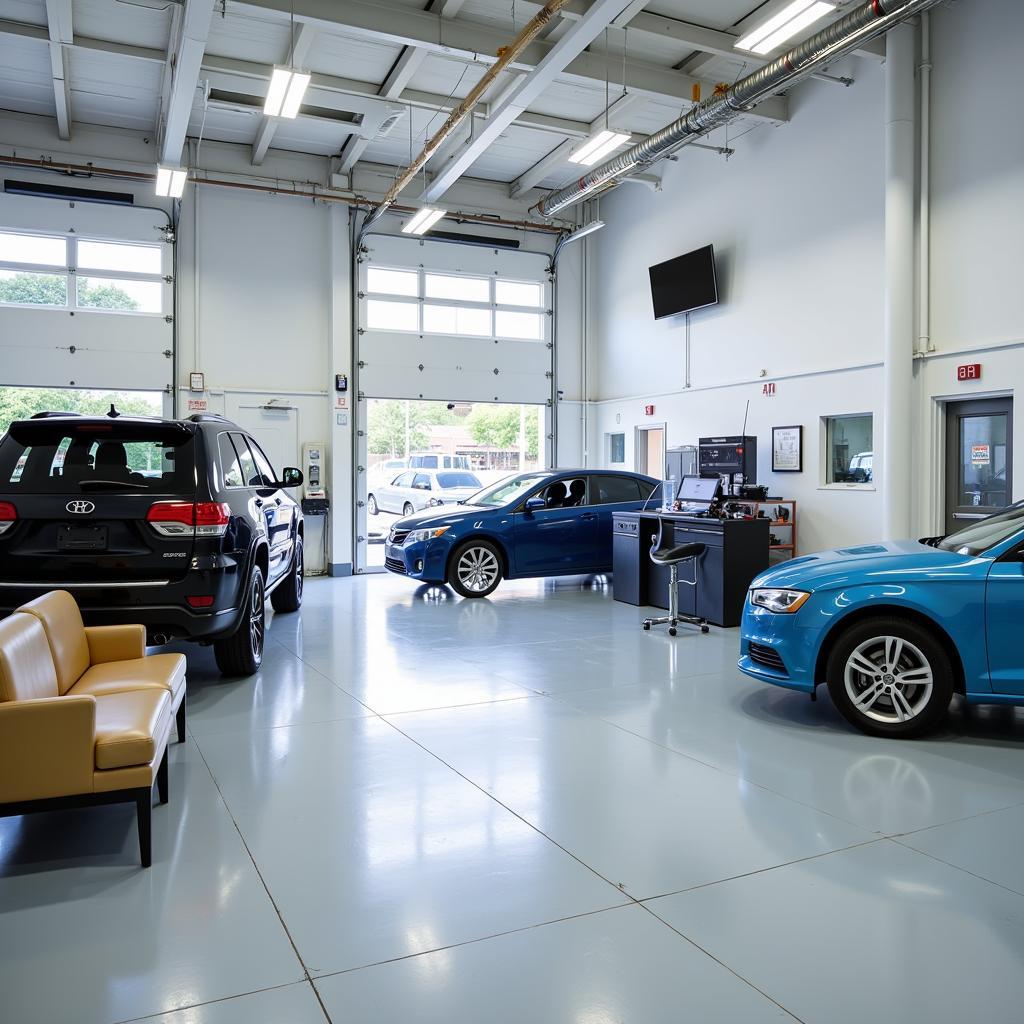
187, 413, 233, 423
30, 411, 84, 418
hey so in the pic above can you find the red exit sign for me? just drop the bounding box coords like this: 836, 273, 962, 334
957, 363, 982, 381
644, 404, 656, 416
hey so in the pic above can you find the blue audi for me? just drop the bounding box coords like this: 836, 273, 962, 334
382, 469, 657, 598
738, 502, 1024, 738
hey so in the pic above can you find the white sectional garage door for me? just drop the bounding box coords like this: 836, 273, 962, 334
357, 234, 552, 406
0, 193, 173, 392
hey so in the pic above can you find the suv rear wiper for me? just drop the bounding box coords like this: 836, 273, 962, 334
79, 479, 150, 490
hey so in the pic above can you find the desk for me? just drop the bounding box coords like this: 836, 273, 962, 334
612, 512, 770, 627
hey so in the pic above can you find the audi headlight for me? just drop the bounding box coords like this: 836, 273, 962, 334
749, 588, 810, 614
405, 526, 449, 545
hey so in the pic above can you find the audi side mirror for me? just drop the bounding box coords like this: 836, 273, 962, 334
525, 497, 546, 513
281, 467, 303, 488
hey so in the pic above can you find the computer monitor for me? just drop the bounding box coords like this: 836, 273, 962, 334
678, 475, 721, 503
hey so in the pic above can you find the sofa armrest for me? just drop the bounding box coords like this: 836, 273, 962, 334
85, 624, 146, 665
0, 696, 96, 803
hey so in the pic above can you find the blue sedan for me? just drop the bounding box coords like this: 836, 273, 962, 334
382, 469, 658, 598
738, 502, 1024, 737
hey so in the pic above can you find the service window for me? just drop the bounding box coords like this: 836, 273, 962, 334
824, 414, 874, 485
592, 476, 644, 504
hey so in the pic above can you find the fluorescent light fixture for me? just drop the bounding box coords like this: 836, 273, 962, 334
564, 220, 605, 244
264, 66, 311, 118
568, 130, 630, 167
402, 207, 446, 235
735, 0, 835, 55
155, 165, 188, 198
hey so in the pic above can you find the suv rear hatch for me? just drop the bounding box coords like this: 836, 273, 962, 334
0, 417, 200, 587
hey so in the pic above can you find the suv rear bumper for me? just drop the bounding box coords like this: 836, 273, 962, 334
0, 573, 246, 643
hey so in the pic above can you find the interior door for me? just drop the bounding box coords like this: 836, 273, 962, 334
945, 398, 1013, 535
636, 425, 666, 478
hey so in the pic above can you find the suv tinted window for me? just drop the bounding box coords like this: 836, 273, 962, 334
592, 476, 643, 504
437, 472, 480, 488
412, 473, 431, 490
219, 432, 244, 487
0, 421, 194, 493
394, 471, 414, 487
231, 432, 260, 488
245, 437, 277, 487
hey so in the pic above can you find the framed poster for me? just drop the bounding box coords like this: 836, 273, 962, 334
772, 425, 802, 472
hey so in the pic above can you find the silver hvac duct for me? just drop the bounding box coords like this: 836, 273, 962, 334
535, 0, 946, 218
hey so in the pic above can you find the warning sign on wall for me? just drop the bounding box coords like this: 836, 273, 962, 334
971, 444, 991, 466
187, 397, 208, 413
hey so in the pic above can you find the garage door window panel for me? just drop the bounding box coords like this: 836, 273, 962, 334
367, 298, 419, 332
423, 303, 492, 337
425, 272, 490, 303
0, 268, 68, 307
495, 279, 543, 308
77, 239, 162, 276
367, 267, 419, 297
495, 310, 544, 340
77, 278, 163, 314
0, 230, 67, 267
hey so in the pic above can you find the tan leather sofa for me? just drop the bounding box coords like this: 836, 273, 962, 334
0, 592, 187, 867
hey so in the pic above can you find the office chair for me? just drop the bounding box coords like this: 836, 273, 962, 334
642, 517, 710, 637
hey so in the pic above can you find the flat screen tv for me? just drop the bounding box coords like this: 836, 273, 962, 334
648, 244, 718, 319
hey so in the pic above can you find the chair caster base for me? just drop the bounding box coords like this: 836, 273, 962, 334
668, 627, 676, 637
642, 621, 651, 631
701, 625, 710, 634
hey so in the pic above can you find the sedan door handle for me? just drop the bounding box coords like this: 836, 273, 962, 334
581, 513, 598, 521
952, 512, 986, 520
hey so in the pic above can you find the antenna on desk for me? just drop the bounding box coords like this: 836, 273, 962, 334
740, 399, 749, 439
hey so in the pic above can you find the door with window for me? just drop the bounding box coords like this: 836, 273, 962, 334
945, 398, 1013, 535
512, 476, 600, 574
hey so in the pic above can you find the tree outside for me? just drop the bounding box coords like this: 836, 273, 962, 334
467, 404, 539, 461
0, 272, 140, 311
0, 388, 162, 438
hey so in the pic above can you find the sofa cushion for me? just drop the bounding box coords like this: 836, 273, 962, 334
93, 690, 171, 771
72, 653, 186, 706
16, 591, 90, 695
0, 614, 60, 703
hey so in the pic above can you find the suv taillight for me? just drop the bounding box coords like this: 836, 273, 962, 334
147, 501, 231, 538
0, 501, 16, 536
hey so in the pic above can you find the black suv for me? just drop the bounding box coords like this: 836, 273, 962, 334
0, 411, 304, 676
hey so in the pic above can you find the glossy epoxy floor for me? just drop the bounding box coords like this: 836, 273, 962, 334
3, 578, 1024, 1023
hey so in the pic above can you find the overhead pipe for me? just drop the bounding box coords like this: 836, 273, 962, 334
536, 0, 946, 217
360, 0, 574, 235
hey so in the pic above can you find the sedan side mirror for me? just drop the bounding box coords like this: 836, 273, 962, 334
525, 497, 546, 513
280, 467, 304, 488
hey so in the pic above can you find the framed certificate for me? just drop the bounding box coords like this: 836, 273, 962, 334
772, 425, 802, 473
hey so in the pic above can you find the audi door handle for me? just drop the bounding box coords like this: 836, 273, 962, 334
581, 513, 598, 521
952, 512, 986, 520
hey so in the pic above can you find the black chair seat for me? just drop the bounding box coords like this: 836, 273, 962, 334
650, 541, 706, 566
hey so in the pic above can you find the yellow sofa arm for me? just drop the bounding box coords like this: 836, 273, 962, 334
0, 696, 97, 803
85, 624, 147, 665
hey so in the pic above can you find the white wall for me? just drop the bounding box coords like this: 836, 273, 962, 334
587, 0, 1024, 551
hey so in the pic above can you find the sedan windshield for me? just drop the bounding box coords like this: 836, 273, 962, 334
467, 472, 550, 508
938, 501, 1024, 556
437, 472, 481, 489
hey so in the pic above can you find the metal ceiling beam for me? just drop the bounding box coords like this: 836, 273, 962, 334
43, 0, 73, 140
337, 0, 468, 175
159, 0, 216, 166
251, 21, 318, 165
231, 0, 786, 121
419, 0, 638, 203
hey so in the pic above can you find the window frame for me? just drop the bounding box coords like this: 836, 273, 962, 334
363, 263, 549, 343
0, 227, 166, 317
820, 413, 875, 491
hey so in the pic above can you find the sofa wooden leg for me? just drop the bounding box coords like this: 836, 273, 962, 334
135, 789, 153, 867
176, 697, 186, 743
156, 749, 169, 805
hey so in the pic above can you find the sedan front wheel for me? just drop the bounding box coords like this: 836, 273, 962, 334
826, 617, 953, 738
449, 540, 503, 598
